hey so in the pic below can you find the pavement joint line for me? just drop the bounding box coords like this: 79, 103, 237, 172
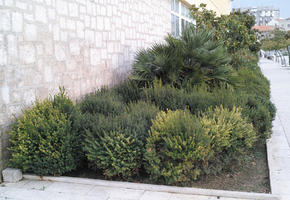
23, 174, 280, 200
276, 112, 290, 148
267, 138, 276, 196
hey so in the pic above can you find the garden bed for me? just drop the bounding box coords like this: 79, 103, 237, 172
7, 8, 275, 195
67, 143, 270, 193
190, 143, 270, 193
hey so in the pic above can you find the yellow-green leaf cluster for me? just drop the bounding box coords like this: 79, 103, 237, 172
9, 89, 82, 176
144, 106, 256, 185
84, 130, 142, 179
201, 105, 257, 154
144, 109, 213, 185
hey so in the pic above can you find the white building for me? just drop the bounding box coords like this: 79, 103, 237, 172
239, 6, 280, 26
278, 18, 290, 31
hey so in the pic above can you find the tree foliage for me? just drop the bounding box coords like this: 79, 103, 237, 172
261, 29, 290, 51
191, 4, 260, 53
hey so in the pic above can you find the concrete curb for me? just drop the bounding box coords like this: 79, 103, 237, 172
23, 174, 280, 200
266, 137, 275, 195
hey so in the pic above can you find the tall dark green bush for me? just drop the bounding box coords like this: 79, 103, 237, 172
114, 80, 142, 104
186, 85, 244, 114
9, 90, 82, 176
242, 96, 272, 141
141, 80, 188, 111
257, 96, 276, 120
119, 101, 160, 142
236, 67, 270, 99
141, 81, 243, 115
79, 88, 124, 116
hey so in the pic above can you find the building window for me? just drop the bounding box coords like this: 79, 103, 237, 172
171, 0, 194, 37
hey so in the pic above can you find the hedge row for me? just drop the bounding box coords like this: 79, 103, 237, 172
9, 63, 274, 184
8, 17, 275, 185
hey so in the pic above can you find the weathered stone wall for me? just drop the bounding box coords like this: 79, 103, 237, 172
0, 0, 171, 178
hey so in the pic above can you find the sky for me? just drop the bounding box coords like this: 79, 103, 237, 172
232, 0, 290, 18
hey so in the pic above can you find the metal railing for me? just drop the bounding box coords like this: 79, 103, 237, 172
263, 47, 290, 67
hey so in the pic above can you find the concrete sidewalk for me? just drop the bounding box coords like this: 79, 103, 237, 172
260, 58, 290, 200
0, 175, 279, 200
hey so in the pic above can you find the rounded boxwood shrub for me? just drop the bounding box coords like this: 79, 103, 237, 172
84, 129, 142, 179
83, 101, 159, 179
9, 90, 82, 176
198, 106, 256, 175
200, 106, 257, 154
144, 109, 213, 185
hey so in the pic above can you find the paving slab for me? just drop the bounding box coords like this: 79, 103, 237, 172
0, 176, 279, 200
259, 58, 290, 199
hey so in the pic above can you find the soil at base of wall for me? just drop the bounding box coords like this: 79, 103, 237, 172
67, 143, 270, 193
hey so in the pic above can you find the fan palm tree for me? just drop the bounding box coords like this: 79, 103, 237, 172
131, 27, 236, 88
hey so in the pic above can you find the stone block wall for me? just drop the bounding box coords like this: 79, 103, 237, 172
0, 0, 171, 178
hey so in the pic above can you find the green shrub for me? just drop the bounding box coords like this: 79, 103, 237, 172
186, 85, 244, 114
184, 88, 215, 113
83, 101, 159, 178
236, 67, 270, 99
257, 96, 276, 120
242, 96, 272, 141
141, 81, 188, 111
114, 80, 142, 104
144, 109, 213, 185
200, 106, 256, 154
9, 90, 82, 176
199, 106, 256, 175
228, 50, 275, 141
141, 80, 273, 142
52, 88, 85, 164
82, 101, 159, 147
141, 82, 242, 115
119, 101, 160, 142
79, 88, 124, 116
84, 129, 142, 179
